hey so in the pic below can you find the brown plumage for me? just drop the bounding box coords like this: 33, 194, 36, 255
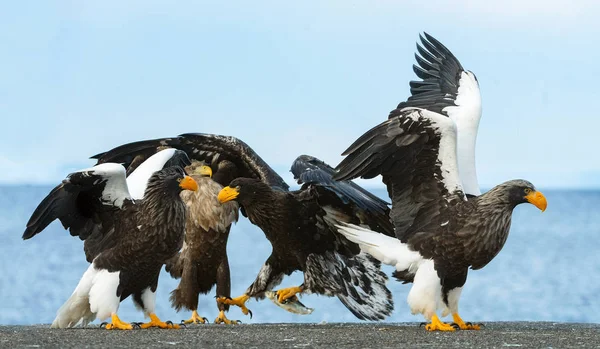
334, 66, 548, 331
216, 177, 394, 321
165, 161, 239, 324
90, 134, 395, 321
23, 165, 198, 330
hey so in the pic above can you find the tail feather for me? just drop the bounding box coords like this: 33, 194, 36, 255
169, 261, 199, 312
51, 265, 97, 328
305, 251, 394, 321
336, 222, 423, 272
335, 253, 394, 321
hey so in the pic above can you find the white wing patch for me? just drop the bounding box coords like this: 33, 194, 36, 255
444, 71, 482, 196
127, 148, 178, 199
404, 108, 465, 198
76, 163, 130, 208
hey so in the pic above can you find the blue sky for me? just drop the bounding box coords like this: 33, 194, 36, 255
1, 1, 599, 188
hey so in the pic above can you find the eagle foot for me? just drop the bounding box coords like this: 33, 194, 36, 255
102, 314, 133, 330
424, 315, 457, 332
214, 310, 241, 325
451, 313, 482, 330
216, 295, 252, 318
450, 322, 481, 330
182, 310, 208, 325
275, 286, 304, 303
140, 313, 180, 329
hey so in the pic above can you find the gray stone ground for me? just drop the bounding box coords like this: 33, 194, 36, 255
0, 322, 598, 349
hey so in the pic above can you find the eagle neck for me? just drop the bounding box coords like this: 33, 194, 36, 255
243, 190, 288, 240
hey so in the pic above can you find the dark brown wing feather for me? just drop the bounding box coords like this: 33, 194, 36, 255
22, 168, 135, 262
92, 133, 289, 190
291, 155, 394, 237
334, 108, 465, 242
393, 32, 466, 117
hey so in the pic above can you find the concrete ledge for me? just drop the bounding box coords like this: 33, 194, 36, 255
1, 322, 599, 348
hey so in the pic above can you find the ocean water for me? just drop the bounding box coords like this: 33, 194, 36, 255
0, 186, 598, 325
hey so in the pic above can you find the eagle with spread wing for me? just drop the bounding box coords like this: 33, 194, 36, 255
24, 163, 198, 330
334, 33, 547, 331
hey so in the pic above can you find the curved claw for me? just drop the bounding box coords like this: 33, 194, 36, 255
132, 322, 141, 329
99, 322, 108, 329
202, 317, 209, 323
419, 322, 427, 327
166, 320, 173, 326
451, 323, 461, 330
248, 309, 253, 319
178, 323, 187, 329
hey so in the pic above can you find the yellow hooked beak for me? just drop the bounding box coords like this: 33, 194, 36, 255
525, 191, 547, 212
179, 176, 199, 192
197, 165, 212, 178
218, 186, 239, 203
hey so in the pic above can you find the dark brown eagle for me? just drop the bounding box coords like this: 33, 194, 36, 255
92, 133, 395, 321
333, 33, 548, 331
23, 164, 198, 330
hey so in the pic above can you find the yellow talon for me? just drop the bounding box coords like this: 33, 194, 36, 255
214, 310, 240, 324
140, 313, 180, 329
276, 286, 303, 303
452, 313, 482, 330
104, 313, 133, 330
216, 294, 252, 317
182, 310, 207, 325
424, 314, 457, 332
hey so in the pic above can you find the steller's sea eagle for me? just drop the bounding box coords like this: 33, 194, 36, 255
333, 34, 547, 331
23, 165, 198, 330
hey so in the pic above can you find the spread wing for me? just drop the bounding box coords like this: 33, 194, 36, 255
92, 133, 289, 190
393, 32, 481, 120
23, 163, 133, 260
291, 155, 394, 237
333, 108, 466, 241
394, 32, 482, 196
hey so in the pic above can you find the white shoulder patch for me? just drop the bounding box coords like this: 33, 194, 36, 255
417, 109, 465, 198
77, 163, 131, 208
127, 148, 177, 199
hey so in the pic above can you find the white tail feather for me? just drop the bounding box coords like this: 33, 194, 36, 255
336, 223, 423, 272
51, 264, 97, 328
51, 263, 120, 328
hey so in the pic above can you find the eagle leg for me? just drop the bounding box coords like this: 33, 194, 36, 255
139, 313, 180, 329
103, 313, 134, 330
275, 286, 304, 303
182, 310, 208, 325
424, 314, 458, 332
214, 310, 241, 325
451, 313, 482, 330
216, 295, 252, 318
